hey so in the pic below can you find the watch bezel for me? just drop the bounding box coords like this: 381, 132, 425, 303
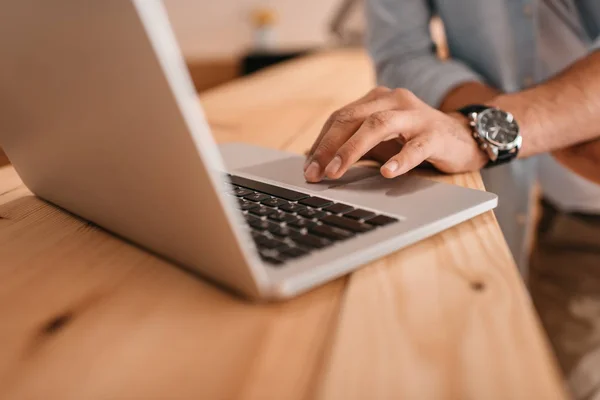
474, 108, 521, 151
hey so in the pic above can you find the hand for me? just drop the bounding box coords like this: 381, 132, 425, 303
304, 87, 488, 182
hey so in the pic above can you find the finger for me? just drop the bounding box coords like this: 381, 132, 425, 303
305, 95, 402, 182
308, 86, 390, 157
323, 110, 424, 179
305, 86, 391, 168
307, 87, 422, 171
380, 134, 437, 178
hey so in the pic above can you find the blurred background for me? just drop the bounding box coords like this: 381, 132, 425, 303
0, 0, 449, 168
171, 0, 366, 91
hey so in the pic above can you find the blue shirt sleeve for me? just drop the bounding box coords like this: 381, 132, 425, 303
365, 0, 485, 108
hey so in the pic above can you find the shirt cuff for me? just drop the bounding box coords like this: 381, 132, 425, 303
377, 57, 485, 109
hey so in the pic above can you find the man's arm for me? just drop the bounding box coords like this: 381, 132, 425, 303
489, 51, 600, 158
304, 50, 600, 182
304, 0, 600, 183
436, 51, 600, 158
437, 49, 600, 183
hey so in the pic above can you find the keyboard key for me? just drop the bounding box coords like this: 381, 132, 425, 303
243, 192, 270, 202
268, 211, 298, 223
280, 246, 309, 259
231, 173, 396, 267
309, 224, 354, 240
231, 187, 253, 197
321, 215, 375, 233
263, 257, 284, 265
238, 199, 259, 211
287, 216, 318, 229
229, 175, 310, 201
253, 234, 270, 245
299, 197, 333, 208
298, 207, 327, 219
261, 197, 288, 208
268, 224, 302, 238
345, 209, 376, 220
253, 234, 270, 244
292, 233, 332, 249
324, 203, 354, 214
255, 236, 287, 249
245, 214, 261, 224
259, 252, 285, 265
249, 218, 278, 231
367, 215, 399, 226
249, 206, 278, 217
279, 203, 307, 213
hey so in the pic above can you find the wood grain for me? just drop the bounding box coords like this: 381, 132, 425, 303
0, 49, 566, 400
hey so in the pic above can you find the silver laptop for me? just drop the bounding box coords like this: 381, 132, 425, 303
0, 0, 497, 300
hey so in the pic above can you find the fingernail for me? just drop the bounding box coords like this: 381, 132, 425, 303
304, 161, 322, 182
324, 155, 342, 177
383, 160, 399, 173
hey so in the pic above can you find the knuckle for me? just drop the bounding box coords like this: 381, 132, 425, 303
396, 131, 410, 143
332, 107, 358, 125
392, 87, 411, 97
366, 111, 391, 130
371, 86, 391, 96
409, 138, 429, 155
319, 139, 333, 154
341, 138, 362, 157
393, 88, 419, 103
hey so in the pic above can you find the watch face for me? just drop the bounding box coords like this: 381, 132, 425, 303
477, 108, 520, 147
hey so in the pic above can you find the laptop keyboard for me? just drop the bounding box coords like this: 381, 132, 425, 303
227, 175, 399, 266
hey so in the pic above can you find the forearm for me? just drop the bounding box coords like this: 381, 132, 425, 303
489, 51, 600, 158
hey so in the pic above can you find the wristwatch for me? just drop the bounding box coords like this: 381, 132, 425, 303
458, 105, 522, 168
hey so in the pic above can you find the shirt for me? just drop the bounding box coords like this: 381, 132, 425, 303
365, 0, 600, 270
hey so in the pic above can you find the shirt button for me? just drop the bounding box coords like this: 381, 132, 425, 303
523, 4, 533, 17
523, 76, 534, 86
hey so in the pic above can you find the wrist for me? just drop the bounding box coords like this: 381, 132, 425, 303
455, 104, 523, 167
447, 112, 489, 170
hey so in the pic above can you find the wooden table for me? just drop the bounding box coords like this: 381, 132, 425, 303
0, 49, 566, 399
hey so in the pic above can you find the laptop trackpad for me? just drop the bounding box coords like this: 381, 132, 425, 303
237, 156, 378, 192
236, 155, 439, 215
219, 142, 385, 190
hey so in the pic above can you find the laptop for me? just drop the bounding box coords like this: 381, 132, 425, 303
0, 0, 497, 300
